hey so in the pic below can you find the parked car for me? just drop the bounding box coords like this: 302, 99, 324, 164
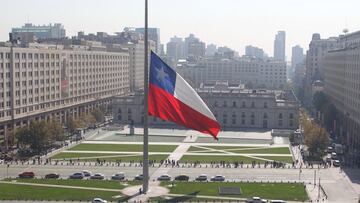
82, 170, 92, 177
90, 173, 105, 180
18, 172, 35, 178
134, 174, 143, 181
333, 160, 341, 167
210, 175, 225, 181
111, 172, 125, 180
175, 174, 189, 181
246, 197, 267, 203
92, 198, 107, 203
157, 174, 171, 181
195, 174, 208, 181
331, 152, 337, 159
45, 173, 60, 179
270, 200, 286, 203
69, 172, 84, 179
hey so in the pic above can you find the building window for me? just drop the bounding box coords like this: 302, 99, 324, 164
289, 113, 294, 119
251, 119, 255, 125
241, 112, 245, 118
251, 102, 255, 108
263, 113, 268, 119
232, 101, 236, 107
117, 115, 122, 121
264, 102, 268, 108
242, 101, 246, 108
278, 113, 283, 119
241, 119, 245, 125
118, 109, 122, 114
223, 101, 227, 107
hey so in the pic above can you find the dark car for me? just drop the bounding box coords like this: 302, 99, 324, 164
45, 173, 60, 179
18, 172, 35, 178
134, 174, 143, 181
175, 174, 189, 181
69, 172, 84, 179
195, 174, 208, 181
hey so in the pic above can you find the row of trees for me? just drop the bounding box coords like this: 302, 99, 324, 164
66, 109, 105, 134
16, 120, 65, 155
300, 109, 330, 158
15, 108, 105, 156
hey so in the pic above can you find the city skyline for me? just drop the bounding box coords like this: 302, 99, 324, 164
2, 0, 360, 59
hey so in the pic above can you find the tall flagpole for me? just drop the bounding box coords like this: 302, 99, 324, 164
142, 0, 149, 193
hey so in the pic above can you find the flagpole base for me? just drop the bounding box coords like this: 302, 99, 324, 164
122, 183, 169, 201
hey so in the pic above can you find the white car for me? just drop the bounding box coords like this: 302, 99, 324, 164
111, 172, 125, 180
82, 170, 92, 177
210, 175, 225, 181
90, 173, 105, 180
246, 197, 267, 203
92, 198, 107, 203
157, 174, 171, 181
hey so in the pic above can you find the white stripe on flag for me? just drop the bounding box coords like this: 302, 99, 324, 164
173, 73, 216, 121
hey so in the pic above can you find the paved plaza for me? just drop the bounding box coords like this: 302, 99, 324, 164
1, 126, 360, 202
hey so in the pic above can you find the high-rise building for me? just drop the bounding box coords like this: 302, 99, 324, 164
290, 45, 304, 79
166, 36, 184, 66
135, 28, 160, 53
274, 31, 286, 61
175, 57, 287, 89
323, 30, 360, 166
11, 23, 66, 40
245, 45, 265, 59
303, 33, 337, 108
206, 44, 217, 56
0, 43, 130, 146
184, 34, 205, 59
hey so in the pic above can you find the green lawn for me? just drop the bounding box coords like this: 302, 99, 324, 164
180, 155, 266, 163
231, 147, 290, 154
188, 146, 290, 154
52, 153, 169, 162
11, 179, 136, 189
70, 143, 177, 152
180, 155, 292, 164
188, 146, 256, 151
161, 182, 308, 201
0, 183, 122, 201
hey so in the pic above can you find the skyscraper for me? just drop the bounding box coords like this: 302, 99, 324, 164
206, 44, 217, 56
184, 34, 206, 59
166, 36, 184, 61
135, 27, 160, 53
274, 31, 286, 61
245, 45, 265, 59
291, 45, 304, 79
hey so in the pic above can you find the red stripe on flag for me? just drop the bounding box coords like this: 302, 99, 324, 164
148, 84, 220, 138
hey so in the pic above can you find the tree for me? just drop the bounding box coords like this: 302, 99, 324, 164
47, 119, 65, 141
91, 108, 105, 123
66, 116, 81, 134
16, 121, 51, 154
303, 118, 329, 157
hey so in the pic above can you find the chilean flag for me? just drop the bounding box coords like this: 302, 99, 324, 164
148, 51, 221, 139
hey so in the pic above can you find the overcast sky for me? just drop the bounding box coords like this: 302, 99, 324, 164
2, 0, 360, 59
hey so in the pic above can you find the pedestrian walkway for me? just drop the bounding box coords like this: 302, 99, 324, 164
125, 134, 194, 202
